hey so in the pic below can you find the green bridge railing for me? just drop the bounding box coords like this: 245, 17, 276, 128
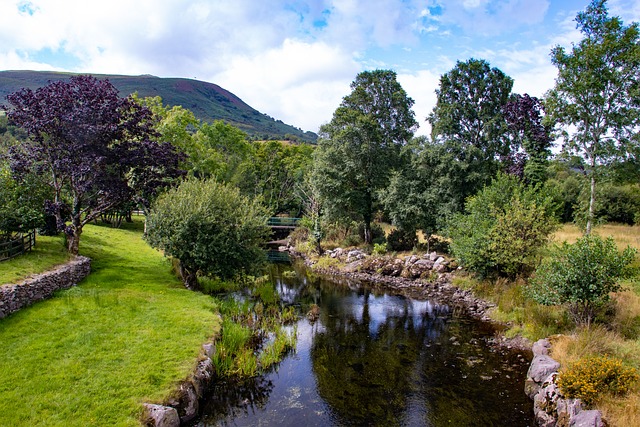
267, 217, 301, 228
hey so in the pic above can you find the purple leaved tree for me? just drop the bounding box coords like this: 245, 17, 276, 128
5, 75, 183, 254
502, 94, 553, 186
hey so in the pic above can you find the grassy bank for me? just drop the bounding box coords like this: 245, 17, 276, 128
0, 220, 220, 426
454, 223, 640, 427
0, 234, 72, 285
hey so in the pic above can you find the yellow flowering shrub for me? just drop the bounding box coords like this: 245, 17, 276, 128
557, 356, 639, 405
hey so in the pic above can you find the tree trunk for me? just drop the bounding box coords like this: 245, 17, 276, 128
66, 228, 81, 255
363, 191, 373, 245
586, 174, 596, 235
363, 221, 372, 245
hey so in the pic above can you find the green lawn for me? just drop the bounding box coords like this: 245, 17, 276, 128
0, 220, 220, 426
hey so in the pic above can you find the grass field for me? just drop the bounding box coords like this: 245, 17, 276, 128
0, 220, 220, 426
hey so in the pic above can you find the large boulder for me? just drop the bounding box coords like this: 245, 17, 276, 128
401, 258, 434, 279
528, 355, 561, 383
569, 410, 604, 427
379, 258, 404, 276
143, 404, 179, 427
532, 339, 551, 357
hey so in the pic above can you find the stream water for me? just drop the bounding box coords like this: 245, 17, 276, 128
191, 261, 535, 426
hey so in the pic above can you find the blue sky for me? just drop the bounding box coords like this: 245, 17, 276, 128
1, 0, 639, 135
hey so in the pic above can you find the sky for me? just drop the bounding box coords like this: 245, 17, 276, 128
1, 0, 640, 136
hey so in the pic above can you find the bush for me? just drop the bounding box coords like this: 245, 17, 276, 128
594, 183, 640, 225
372, 242, 388, 256
446, 174, 557, 278
386, 228, 417, 251
557, 356, 639, 405
527, 235, 637, 325
145, 178, 270, 288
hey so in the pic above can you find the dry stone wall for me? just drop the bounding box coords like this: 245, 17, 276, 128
526, 339, 604, 427
0, 256, 91, 318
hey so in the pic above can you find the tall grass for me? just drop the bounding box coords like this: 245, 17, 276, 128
552, 223, 640, 251
0, 220, 220, 426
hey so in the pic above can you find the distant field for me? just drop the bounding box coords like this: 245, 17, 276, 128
553, 223, 640, 251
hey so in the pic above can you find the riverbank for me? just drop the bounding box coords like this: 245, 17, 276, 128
290, 246, 532, 351
288, 222, 640, 427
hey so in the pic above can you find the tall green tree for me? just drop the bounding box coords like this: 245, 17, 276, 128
193, 120, 252, 182
312, 70, 417, 244
427, 58, 514, 209
381, 137, 449, 238
546, 0, 640, 234
239, 141, 313, 216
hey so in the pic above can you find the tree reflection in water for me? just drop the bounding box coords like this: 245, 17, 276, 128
194, 376, 274, 425
311, 287, 450, 426
190, 264, 534, 427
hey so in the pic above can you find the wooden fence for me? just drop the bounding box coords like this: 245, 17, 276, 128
0, 231, 36, 262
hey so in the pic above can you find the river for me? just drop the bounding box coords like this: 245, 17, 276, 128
190, 261, 535, 426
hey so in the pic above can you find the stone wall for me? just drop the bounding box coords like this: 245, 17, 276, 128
143, 342, 217, 427
0, 256, 91, 318
526, 339, 604, 427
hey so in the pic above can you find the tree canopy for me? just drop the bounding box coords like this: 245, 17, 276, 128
312, 70, 417, 244
427, 58, 514, 210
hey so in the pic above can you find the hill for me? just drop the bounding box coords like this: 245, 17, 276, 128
0, 70, 317, 142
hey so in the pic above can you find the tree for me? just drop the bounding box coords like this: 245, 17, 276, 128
192, 120, 253, 182
312, 70, 417, 244
427, 58, 514, 209
546, 0, 640, 234
527, 235, 636, 325
380, 136, 443, 239
0, 163, 50, 238
240, 141, 314, 216
503, 94, 553, 186
145, 179, 270, 289
5, 75, 182, 254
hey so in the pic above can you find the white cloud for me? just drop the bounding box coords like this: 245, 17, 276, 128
397, 69, 442, 137
213, 39, 360, 133
1, 0, 638, 135
434, 0, 550, 36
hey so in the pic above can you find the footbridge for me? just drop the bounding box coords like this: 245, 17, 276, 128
267, 217, 301, 230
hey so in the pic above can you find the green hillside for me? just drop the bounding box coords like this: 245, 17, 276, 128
0, 70, 317, 142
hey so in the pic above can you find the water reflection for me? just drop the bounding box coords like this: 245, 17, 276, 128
191, 263, 534, 426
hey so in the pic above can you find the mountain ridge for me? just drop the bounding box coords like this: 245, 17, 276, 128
0, 70, 317, 142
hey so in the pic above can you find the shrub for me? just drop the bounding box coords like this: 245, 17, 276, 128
594, 184, 640, 225
527, 235, 637, 325
372, 242, 388, 256
386, 228, 418, 251
145, 178, 270, 288
446, 173, 557, 278
557, 356, 639, 406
